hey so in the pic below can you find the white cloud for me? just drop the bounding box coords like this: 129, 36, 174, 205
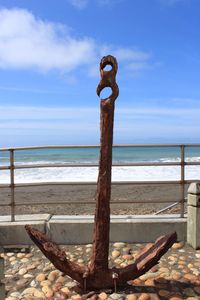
113, 48, 151, 62
1, 104, 200, 123
0, 8, 95, 72
126, 62, 151, 72
67, 0, 124, 9
126, 61, 162, 75
0, 8, 153, 76
0, 106, 98, 121
97, 0, 120, 5
117, 107, 200, 117
67, 0, 89, 9
88, 46, 153, 77
0, 104, 199, 146
160, 0, 187, 5
0, 85, 66, 94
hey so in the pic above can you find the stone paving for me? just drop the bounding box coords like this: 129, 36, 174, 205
3, 242, 200, 300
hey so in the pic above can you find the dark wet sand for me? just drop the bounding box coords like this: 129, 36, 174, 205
0, 183, 188, 216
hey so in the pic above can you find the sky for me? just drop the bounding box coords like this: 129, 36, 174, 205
0, 0, 200, 147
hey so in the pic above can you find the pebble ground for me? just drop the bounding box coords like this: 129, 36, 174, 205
3, 242, 200, 300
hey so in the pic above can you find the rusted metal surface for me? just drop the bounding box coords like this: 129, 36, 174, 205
90, 55, 119, 272
25, 55, 177, 290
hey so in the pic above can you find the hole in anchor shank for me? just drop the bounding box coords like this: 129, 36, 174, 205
99, 87, 112, 99
103, 64, 112, 71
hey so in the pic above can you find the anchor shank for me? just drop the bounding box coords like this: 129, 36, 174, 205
90, 55, 119, 272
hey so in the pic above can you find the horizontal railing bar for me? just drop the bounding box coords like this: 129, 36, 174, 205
14, 163, 98, 169
185, 162, 200, 165
0, 179, 198, 189
0, 145, 99, 151
0, 143, 199, 221
1, 197, 188, 205
184, 144, 200, 147
1, 161, 200, 170
11, 162, 182, 169
0, 166, 10, 170
0, 180, 183, 188
1, 143, 200, 152
3, 199, 185, 206
185, 179, 200, 183
0, 184, 10, 188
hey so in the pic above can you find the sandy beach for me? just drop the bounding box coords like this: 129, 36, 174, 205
0, 183, 188, 216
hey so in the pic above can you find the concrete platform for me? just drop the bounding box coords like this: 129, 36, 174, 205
0, 214, 50, 245
0, 214, 51, 223
0, 214, 187, 246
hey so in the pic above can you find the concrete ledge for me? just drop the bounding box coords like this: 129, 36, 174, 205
0, 214, 51, 245
0, 221, 46, 245
110, 219, 186, 243
0, 214, 51, 223
49, 214, 187, 244
0, 214, 187, 245
50, 214, 186, 220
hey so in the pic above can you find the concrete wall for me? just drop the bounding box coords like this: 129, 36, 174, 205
0, 214, 186, 246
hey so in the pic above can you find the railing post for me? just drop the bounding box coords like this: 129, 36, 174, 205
0, 247, 5, 299
10, 149, 15, 222
180, 145, 185, 218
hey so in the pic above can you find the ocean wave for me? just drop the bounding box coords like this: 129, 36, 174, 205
1, 155, 200, 165
0, 165, 199, 184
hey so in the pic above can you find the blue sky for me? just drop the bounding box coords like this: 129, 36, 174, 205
0, 0, 200, 147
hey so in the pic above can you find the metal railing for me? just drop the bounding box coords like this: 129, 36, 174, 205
0, 144, 200, 221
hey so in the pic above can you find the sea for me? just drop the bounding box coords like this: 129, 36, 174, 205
0, 146, 200, 184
